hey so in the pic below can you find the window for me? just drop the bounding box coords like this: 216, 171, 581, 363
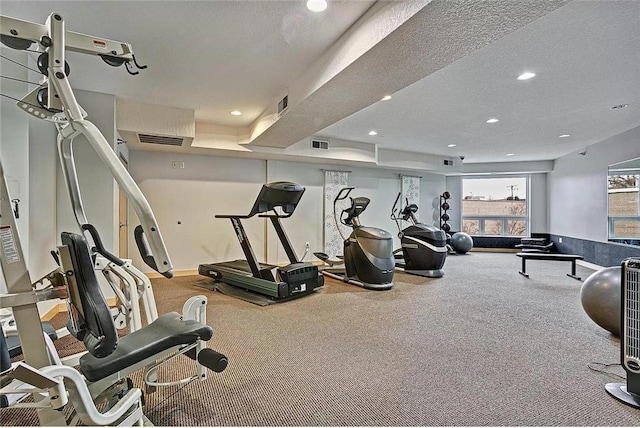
608, 172, 640, 244
461, 176, 528, 237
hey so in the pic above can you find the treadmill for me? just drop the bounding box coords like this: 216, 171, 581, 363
198, 182, 323, 302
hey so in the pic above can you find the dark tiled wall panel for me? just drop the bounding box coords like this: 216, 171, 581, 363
471, 236, 522, 248
549, 235, 640, 267
469, 232, 639, 267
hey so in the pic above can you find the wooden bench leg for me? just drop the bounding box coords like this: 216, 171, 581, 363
566, 260, 582, 281
519, 257, 529, 278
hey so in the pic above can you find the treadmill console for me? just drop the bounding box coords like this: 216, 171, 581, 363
250, 182, 305, 216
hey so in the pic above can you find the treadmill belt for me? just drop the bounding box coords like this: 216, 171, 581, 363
216, 259, 277, 273
195, 279, 276, 306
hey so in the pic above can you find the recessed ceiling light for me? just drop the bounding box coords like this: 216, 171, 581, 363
381, 95, 392, 101
559, 134, 570, 138
447, 144, 456, 147
368, 130, 378, 136
306, 0, 327, 12
230, 110, 242, 116
486, 118, 499, 124
506, 153, 515, 156
517, 72, 536, 81
610, 104, 629, 110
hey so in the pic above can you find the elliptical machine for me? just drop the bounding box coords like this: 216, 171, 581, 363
315, 187, 394, 290
391, 192, 447, 278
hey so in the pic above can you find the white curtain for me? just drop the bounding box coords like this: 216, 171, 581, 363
323, 170, 350, 258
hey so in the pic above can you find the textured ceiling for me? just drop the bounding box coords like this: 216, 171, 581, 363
1, 1, 638, 165
319, 0, 640, 163
0, 0, 375, 125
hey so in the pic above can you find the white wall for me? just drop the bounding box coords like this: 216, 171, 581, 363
56, 90, 118, 251
0, 47, 59, 316
548, 125, 640, 242
444, 175, 462, 231
0, 47, 29, 264
529, 173, 547, 233
265, 160, 324, 263
130, 152, 446, 271
28, 118, 58, 280
0, 47, 29, 296
129, 151, 268, 272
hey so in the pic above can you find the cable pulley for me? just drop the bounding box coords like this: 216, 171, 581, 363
36, 87, 63, 113
37, 52, 70, 77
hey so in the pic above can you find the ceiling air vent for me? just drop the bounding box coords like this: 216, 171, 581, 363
311, 139, 329, 150
278, 95, 288, 115
443, 159, 454, 166
138, 133, 184, 146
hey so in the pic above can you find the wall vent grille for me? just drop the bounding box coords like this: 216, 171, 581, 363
311, 139, 329, 150
138, 134, 184, 146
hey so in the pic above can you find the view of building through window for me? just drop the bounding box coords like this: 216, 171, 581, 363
608, 173, 640, 242
462, 177, 528, 236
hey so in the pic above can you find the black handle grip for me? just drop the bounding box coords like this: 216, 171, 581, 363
334, 187, 354, 203
197, 348, 228, 373
134, 225, 173, 278
81, 224, 124, 266
50, 250, 60, 266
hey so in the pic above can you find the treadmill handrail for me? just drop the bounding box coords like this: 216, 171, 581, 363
257, 211, 294, 219
216, 211, 295, 220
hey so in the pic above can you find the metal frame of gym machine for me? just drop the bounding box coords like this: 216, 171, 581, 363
6, 15, 163, 333
198, 182, 323, 302
0, 13, 225, 425
390, 192, 447, 278
314, 187, 395, 290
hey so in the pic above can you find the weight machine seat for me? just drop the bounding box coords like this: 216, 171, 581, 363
61, 231, 215, 382
79, 312, 213, 382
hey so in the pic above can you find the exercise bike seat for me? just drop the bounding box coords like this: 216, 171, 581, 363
79, 312, 213, 382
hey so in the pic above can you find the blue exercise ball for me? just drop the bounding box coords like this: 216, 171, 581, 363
580, 266, 620, 337
450, 232, 473, 254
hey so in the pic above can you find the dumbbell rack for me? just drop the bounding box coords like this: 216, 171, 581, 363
439, 192, 451, 233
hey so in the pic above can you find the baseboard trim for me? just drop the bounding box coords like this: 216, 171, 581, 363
577, 259, 603, 271
470, 248, 519, 253
145, 269, 199, 279
41, 296, 118, 321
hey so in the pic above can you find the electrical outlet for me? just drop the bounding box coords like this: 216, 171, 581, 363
171, 161, 178, 169
559, 237, 563, 243
179, 161, 185, 169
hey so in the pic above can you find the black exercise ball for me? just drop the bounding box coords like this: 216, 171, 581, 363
441, 213, 450, 221
442, 191, 451, 199
441, 202, 450, 211
441, 223, 451, 232
580, 266, 621, 337
450, 232, 473, 254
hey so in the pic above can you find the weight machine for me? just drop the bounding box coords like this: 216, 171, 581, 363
0, 12, 226, 425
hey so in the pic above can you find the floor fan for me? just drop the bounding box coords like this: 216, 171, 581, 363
606, 257, 640, 408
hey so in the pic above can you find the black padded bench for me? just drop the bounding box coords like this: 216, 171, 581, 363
514, 242, 555, 253
516, 252, 584, 281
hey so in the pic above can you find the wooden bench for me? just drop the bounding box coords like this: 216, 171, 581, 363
516, 252, 584, 281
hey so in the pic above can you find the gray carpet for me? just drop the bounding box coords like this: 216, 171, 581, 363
4, 252, 640, 426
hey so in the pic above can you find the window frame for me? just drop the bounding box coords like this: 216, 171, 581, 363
607, 170, 640, 243
461, 175, 530, 237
